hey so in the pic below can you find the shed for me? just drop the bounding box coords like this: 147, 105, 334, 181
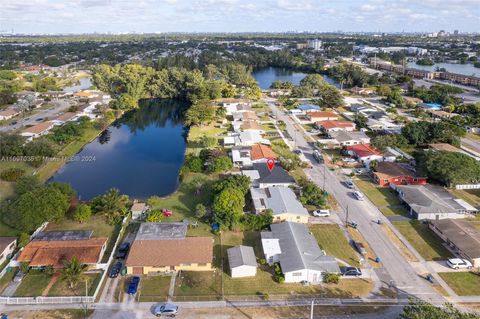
227, 245, 257, 278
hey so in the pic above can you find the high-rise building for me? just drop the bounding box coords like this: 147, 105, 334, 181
308, 39, 322, 51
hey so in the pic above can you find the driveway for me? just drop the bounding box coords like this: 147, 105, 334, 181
410, 260, 472, 273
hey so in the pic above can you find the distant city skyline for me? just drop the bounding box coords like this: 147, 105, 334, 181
0, 0, 479, 34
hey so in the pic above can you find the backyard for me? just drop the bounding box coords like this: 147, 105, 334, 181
392, 221, 452, 261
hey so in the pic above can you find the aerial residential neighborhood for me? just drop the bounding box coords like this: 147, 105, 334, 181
1, 2, 480, 319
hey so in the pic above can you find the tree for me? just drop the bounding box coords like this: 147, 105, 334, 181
62, 256, 87, 290
145, 210, 164, 222
415, 150, 480, 187
195, 203, 207, 219
241, 210, 273, 231
0, 133, 25, 156
6, 185, 70, 232
270, 81, 293, 90
207, 155, 233, 173
73, 204, 92, 223
91, 188, 129, 225
14, 175, 41, 196
49, 181, 76, 199
184, 155, 204, 173
400, 299, 479, 319
323, 272, 341, 284
317, 84, 343, 108
197, 135, 217, 148
18, 232, 30, 248
299, 74, 326, 89
212, 188, 245, 230
213, 174, 251, 195
184, 100, 216, 126
112, 93, 138, 109
371, 134, 408, 152
354, 114, 368, 129
385, 89, 405, 107
298, 178, 327, 207
0, 167, 25, 182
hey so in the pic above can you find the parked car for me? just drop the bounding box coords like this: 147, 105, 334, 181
9, 121, 17, 126
312, 209, 330, 217
447, 258, 472, 270
310, 129, 320, 134
341, 267, 362, 277
352, 191, 364, 200
344, 180, 355, 189
153, 303, 179, 317
35, 118, 44, 121
116, 242, 130, 259
127, 276, 140, 295
293, 149, 303, 155
109, 261, 122, 278
161, 209, 173, 217
313, 150, 323, 163
13, 271, 25, 283
352, 241, 367, 255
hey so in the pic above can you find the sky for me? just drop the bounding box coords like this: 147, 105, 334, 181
1, 0, 480, 34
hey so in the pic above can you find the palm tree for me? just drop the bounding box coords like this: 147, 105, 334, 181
62, 256, 87, 290
100, 188, 129, 224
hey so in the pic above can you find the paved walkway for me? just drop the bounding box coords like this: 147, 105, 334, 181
41, 272, 61, 296
168, 271, 178, 301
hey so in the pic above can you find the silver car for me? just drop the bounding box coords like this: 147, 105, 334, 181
153, 303, 178, 317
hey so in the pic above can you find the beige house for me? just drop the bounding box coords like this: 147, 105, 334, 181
125, 222, 213, 275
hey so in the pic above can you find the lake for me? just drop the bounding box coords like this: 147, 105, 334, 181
252, 67, 339, 90
63, 77, 92, 93
51, 99, 188, 200
407, 62, 479, 77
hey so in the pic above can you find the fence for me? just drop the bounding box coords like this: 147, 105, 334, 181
455, 184, 480, 190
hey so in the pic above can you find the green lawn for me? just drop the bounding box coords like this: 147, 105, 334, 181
13, 271, 53, 297
354, 178, 409, 217
138, 275, 171, 302
450, 189, 480, 209
392, 221, 452, 261
309, 224, 360, 267
45, 214, 114, 238
146, 173, 216, 237
48, 272, 101, 296
174, 271, 222, 300
439, 272, 480, 296
0, 267, 17, 294
0, 161, 32, 202
186, 123, 229, 155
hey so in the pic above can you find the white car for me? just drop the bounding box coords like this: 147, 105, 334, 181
312, 209, 330, 217
447, 258, 472, 270
352, 191, 364, 200
310, 129, 320, 134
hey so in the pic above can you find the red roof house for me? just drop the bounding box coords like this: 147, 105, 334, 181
316, 120, 356, 132
373, 162, 428, 187
346, 144, 383, 164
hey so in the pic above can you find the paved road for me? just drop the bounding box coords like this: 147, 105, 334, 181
267, 100, 445, 305
462, 137, 480, 154
0, 99, 72, 133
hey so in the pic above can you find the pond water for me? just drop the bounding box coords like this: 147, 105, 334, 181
252, 67, 339, 89
63, 77, 93, 93
407, 62, 479, 77
51, 99, 188, 200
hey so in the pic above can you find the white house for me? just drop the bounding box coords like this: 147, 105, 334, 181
231, 147, 253, 167
227, 245, 257, 278
328, 131, 370, 147
131, 201, 149, 220
261, 222, 340, 283
0, 107, 20, 121
234, 131, 270, 147
51, 112, 78, 125
21, 121, 55, 141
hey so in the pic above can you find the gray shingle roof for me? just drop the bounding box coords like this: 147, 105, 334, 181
252, 163, 295, 185
270, 222, 340, 273
227, 245, 257, 268
136, 222, 187, 240
430, 219, 480, 258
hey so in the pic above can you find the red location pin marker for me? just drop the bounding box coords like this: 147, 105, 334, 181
266, 158, 275, 172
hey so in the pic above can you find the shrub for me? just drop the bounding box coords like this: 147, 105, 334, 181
195, 203, 207, 219
146, 210, 164, 222
259, 258, 266, 265
18, 232, 30, 248
73, 204, 92, 223
0, 167, 25, 182
323, 272, 341, 284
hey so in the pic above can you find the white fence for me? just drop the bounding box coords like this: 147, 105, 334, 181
455, 184, 480, 190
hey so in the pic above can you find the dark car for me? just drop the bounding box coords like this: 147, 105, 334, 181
127, 276, 140, 295
9, 121, 17, 126
116, 242, 130, 259
35, 118, 44, 121
352, 241, 367, 255
341, 267, 362, 277
109, 261, 122, 278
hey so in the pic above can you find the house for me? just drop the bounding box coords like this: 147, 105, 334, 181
17, 237, 108, 268
220, 98, 249, 109
328, 131, 370, 146
0, 237, 17, 266
234, 131, 270, 147
316, 120, 355, 133
227, 245, 257, 278
51, 112, 77, 125
245, 163, 295, 188
223, 102, 251, 115
261, 222, 340, 283
131, 201, 149, 220
232, 111, 258, 122
307, 111, 338, 122
346, 144, 383, 165
232, 147, 253, 167
403, 96, 423, 105
73, 91, 98, 99
240, 120, 264, 133
373, 162, 427, 187
125, 222, 213, 275
351, 86, 373, 95
298, 104, 321, 113
250, 144, 277, 163
20, 121, 55, 140
250, 186, 309, 223
77, 102, 100, 119
391, 184, 478, 220
429, 219, 480, 268
366, 118, 403, 134
0, 107, 20, 121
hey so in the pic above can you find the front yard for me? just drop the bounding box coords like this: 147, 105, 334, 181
392, 221, 452, 261
48, 272, 101, 296
439, 272, 480, 296
354, 178, 409, 217
13, 271, 53, 297
138, 275, 171, 302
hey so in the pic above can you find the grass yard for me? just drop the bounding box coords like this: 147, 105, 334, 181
450, 188, 480, 209
392, 221, 452, 261
174, 271, 222, 300
146, 173, 216, 237
45, 214, 114, 238
48, 272, 101, 296
13, 271, 53, 297
309, 224, 360, 267
354, 178, 409, 217
0, 267, 17, 294
439, 272, 480, 296
186, 123, 229, 155
0, 161, 33, 202
138, 275, 171, 302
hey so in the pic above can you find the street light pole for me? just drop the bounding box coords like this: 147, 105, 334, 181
310, 299, 315, 319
